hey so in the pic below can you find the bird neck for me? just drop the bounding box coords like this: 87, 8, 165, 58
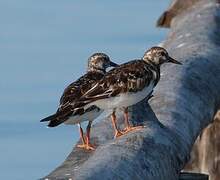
87, 67, 106, 74
144, 59, 160, 69
143, 60, 161, 85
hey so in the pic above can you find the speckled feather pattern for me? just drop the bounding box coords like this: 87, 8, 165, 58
42, 71, 104, 127
76, 60, 160, 108
40, 53, 116, 127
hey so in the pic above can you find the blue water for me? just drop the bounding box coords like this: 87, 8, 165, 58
0, 1, 170, 179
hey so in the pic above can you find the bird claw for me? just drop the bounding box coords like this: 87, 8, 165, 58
114, 130, 124, 139
85, 144, 95, 151
77, 143, 95, 151
123, 125, 144, 134
77, 144, 86, 149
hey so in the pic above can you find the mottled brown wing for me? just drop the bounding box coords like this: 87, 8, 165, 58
40, 71, 104, 127
78, 60, 159, 106
59, 71, 104, 106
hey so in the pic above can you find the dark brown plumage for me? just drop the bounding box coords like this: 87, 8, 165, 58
40, 53, 118, 150
74, 47, 182, 137
79, 60, 160, 104
41, 53, 118, 127
45, 71, 104, 127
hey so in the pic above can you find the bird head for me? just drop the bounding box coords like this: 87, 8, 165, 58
88, 53, 118, 73
143, 47, 182, 66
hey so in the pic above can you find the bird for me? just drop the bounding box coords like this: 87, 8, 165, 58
74, 47, 182, 138
40, 53, 118, 150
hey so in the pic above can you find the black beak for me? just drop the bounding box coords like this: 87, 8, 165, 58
168, 56, 182, 65
109, 61, 119, 67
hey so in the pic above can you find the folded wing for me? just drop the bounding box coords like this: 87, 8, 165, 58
77, 60, 159, 107
40, 72, 104, 127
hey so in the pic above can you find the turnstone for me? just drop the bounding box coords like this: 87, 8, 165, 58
40, 53, 118, 150
75, 47, 182, 137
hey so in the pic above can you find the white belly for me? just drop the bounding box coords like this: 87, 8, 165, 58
87, 82, 154, 110
64, 109, 103, 125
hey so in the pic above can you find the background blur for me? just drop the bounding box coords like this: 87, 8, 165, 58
0, 0, 170, 179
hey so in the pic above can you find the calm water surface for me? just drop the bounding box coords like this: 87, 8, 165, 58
0, 0, 170, 179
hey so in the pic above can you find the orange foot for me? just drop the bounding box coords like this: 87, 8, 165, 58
114, 130, 124, 139
77, 143, 95, 151
123, 126, 144, 134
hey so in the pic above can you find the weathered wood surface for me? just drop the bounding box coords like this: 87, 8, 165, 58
159, 1, 220, 180
42, 0, 220, 179
184, 111, 220, 180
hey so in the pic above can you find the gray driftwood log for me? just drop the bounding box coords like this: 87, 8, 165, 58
184, 111, 220, 180
42, 0, 220, 179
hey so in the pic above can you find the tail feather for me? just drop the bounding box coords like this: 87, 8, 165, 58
40, 113, 68, 127
40, 114, 57, 122
47, 117, 68, 127
45, 109, 73, 127
40, 104, 77, 127
40, 112, 68, 127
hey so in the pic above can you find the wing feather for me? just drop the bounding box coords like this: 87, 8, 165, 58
76, 60, 160, 107
41, 71, 104, 127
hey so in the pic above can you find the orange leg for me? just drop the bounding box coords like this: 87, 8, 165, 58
123, 107, 143, 134
77, 122, 95, 151
85, 121, 95, 150
111, 111, 123, 138
77, 123, 87, 149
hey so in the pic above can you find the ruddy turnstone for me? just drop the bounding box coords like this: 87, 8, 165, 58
40, 53, 118, 150
75, 47, 182, 137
